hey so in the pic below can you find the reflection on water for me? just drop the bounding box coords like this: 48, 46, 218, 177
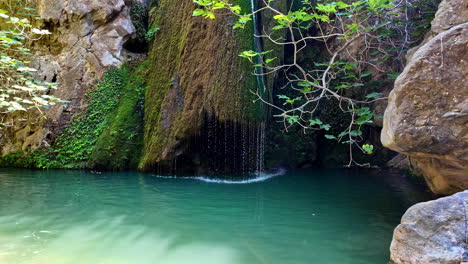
0, 169, 432, 264
0, 217, 240, 264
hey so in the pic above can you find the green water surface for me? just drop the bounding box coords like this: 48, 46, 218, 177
0, 169, 431, 264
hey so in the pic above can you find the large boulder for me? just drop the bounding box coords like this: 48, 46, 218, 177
390, 190, 468, 264
0, 0, 137, 156
381, 0, 468, 195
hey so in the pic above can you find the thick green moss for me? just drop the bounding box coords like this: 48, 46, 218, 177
139, 0, 266, 170
30, 69, 126, 169
88, 63, 147, 170
138, 0, 187, 170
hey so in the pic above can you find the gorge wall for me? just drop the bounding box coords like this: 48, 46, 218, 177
382, 0, 468, 195
0, 0, 287, 174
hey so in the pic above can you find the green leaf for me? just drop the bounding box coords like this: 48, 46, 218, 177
230, 5, 241, 14
309, 119, 323, 126
265, 58, 276, 64
338, 131, 349, 138
362, 144, 374, 154
300, 87, 311, 93
360, 70, 372, 78
193, 9, 207, 17
316, 3, 337, 13
320, 124, 331, 131
239, 50, 258, 58
298, 81, 311, 87
284, 115, 299, 124
387, 72, 400, 79
365, 92, 381, 100
350, 130, 363, 137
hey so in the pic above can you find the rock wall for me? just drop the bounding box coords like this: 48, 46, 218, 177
0, 0, 136, 156
390, 190, 468, 264
139, 0, 285, 173
382, 0, 468, 195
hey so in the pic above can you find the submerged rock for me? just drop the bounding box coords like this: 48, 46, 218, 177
390, 190, 468, 264
382, 0, 468, 194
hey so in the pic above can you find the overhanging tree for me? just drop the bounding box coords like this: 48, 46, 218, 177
193, 0, 427, 166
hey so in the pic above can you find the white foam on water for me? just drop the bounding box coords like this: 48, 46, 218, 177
154, 168, 286, 184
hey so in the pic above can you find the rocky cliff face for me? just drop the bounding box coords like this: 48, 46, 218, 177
0, 0, 136, 156
0, 0, 288, 173
390, 190, 468, 264
382, 0, 468, 195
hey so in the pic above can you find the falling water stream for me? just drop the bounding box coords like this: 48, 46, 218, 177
250, 0, 266, 176
250, 0, 267, 94
169, 0, 267, 177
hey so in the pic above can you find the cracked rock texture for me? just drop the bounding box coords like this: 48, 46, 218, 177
0, 0, 136, 155
390, 190, 468, 264
381, 0, 468, 195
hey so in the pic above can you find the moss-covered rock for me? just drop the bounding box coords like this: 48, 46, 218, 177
1, 64, 146, 170
0, 0, 137, 158
32, 68, 127, 169
87, 63, 147, 170
139, 0, 267, 172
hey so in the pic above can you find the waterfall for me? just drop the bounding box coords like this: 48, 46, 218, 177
163, 1, 268, 177
250, 0, 266, 176
250, 0, 266, 93
255, 121, 266, 176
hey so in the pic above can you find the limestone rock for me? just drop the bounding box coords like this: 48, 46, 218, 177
35, 0, 135, 120
430, 0, 468, 34
386, 154, 410, 170
0, 0, 137, 155
390, 191, 468, 264
381, 0, 468, 195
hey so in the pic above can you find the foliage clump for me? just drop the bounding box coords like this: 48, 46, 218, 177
130, 1, 149, 43
193, 0, 440, 166
32, 69, 125, 169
